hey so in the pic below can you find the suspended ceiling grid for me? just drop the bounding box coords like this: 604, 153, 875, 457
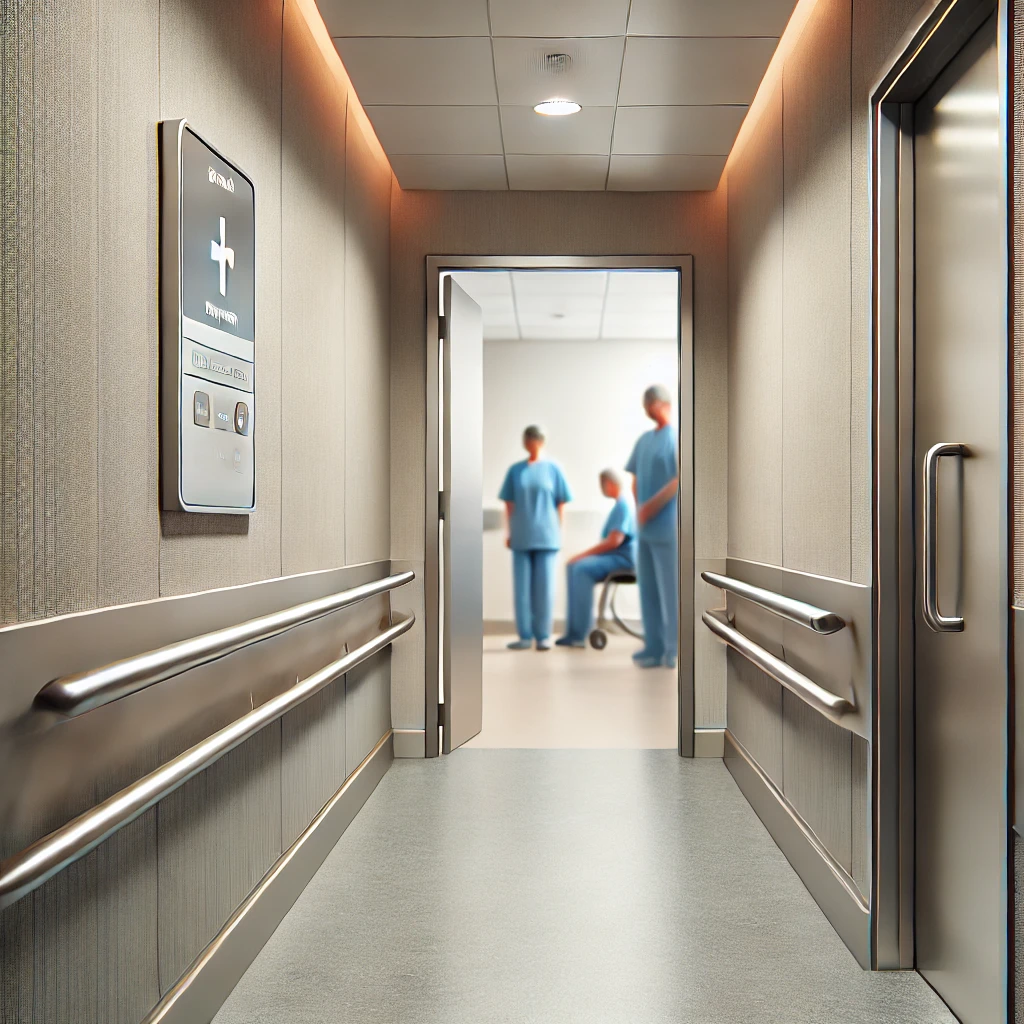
316, 0, 798, 191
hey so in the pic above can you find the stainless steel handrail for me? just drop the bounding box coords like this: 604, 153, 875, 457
702, 610, 855, 727
0, 613, 414, 910
700, 571, 845, 634
35, 570, 416, 716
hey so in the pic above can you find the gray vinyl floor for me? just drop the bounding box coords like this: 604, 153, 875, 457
214, 751, 955, 1024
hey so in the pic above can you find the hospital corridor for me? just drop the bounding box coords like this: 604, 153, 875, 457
0, 0, 1019, 1022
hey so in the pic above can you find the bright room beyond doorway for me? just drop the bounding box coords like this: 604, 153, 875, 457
453, 267, 681, 750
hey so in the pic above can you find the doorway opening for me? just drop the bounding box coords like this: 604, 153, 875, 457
424, 257, 694, 759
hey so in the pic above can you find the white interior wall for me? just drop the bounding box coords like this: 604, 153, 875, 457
482, 337, 678, 625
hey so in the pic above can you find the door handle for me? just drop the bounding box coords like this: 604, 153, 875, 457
922, 441, 967, 632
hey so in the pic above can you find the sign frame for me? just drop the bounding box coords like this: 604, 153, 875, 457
159, 118, 257, 514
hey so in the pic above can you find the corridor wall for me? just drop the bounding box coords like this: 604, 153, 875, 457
724, 0, 942, 902
389, 189, 730, 744
0, 1, 393, 1021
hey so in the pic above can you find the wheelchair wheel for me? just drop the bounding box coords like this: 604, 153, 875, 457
589, 629, 608, 650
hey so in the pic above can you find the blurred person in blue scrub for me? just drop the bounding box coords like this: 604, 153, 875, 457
555, 469, 637, 648
625, 385, 679, 669
499, 425, 572, 651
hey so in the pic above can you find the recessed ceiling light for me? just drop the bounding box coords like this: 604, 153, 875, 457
534, 99, 581, 117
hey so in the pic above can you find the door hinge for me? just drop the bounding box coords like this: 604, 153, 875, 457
438, 490, 446, 520
438, 314, 447, 340
437, 702, 447, 728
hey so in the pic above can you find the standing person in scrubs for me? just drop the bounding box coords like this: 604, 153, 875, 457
499, 425, 572, 651
555, 469, 637, 648
625, 385, 679, 669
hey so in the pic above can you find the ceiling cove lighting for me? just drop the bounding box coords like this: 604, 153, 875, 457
533, 99, 581, 116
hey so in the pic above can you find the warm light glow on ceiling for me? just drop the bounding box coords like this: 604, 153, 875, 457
533, 99, 582, 116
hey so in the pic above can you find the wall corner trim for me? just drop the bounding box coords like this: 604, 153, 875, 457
141, 731, 394, 1024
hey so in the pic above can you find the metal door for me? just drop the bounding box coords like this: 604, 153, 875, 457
441, 277, 484, 751
913, 18, 1007, 1022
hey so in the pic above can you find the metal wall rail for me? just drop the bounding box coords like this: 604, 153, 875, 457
0, 613, 414, 910
35, 570, 416, 716
702, 610, 855, 728
700, 571, 845, 634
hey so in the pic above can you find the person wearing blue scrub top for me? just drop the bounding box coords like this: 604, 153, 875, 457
499, 425, 572, 651
555, 470, 637, 648
625, 385, 679, 669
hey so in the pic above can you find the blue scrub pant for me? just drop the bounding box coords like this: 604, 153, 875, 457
562, 550, 635, 642
512, 549, 559, 642
636, 534, 678, 660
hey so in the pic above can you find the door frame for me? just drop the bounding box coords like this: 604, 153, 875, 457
870, 0, 1011, 973
424, 255, 696, 759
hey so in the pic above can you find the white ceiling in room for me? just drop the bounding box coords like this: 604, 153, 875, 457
317, 0, 798, 191
451, 270, 679, 342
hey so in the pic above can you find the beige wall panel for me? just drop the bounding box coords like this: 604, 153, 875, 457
157, 726, 282, 991
346, 649, 392, 774
158, 0, 283, 595
782, 691, 853, 872
851, 732, 869, 896
0, 0, 101, 624
345, 110, 394, 564
97, 0, 161, 610
280, 0, 348, 576
281, 682, 347, 840
390, 558, 426, 730
694, 558, 726, 728
850, 0, 926, 586
727, 83, 785, 566
781, 0, 853, 580
390, 188, 728, 726
727, 651, 784, 783
0, 812, 159, 1024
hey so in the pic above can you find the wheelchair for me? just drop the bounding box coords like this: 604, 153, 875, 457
588, 571, 645, 650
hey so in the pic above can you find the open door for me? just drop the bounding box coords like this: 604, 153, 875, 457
441, 276, 484, 751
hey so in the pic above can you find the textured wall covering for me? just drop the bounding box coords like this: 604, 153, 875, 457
390, 188, 729, 732
0, 0, 394, 620
723, 0, 898, 888
0, 1, 395, 1022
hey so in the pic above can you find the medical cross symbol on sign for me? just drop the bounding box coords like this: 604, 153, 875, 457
210, 216, 234, 296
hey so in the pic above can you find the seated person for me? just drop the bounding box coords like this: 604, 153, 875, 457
555, 469, 637, 648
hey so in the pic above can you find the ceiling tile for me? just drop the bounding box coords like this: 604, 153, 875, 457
501, 106, 614, 155
489, 0, 629, 37
492, 37, 625, 106
452, 271, 515, 298
366, 106, 502, 155
612, 105, 748, 155
318, 0, 490, 36
515, 295, 605, 324
333, 38, 497, 105
600, 312, 678, 339
513, 271, 608, 296
603, 292, 678, 317
506, 155, 609, 190
390, 155, 508, 189
606, 270, 680, 297
618, 37, 777, 105
627, 0, 797, 37
608, 154, 727, 191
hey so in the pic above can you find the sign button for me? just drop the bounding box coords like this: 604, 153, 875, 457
234, 402, 249, 435
214, 404, 233, 430
193, 391, 211, 427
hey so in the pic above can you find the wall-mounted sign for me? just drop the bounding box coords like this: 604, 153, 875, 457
159, 119, 256, 513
